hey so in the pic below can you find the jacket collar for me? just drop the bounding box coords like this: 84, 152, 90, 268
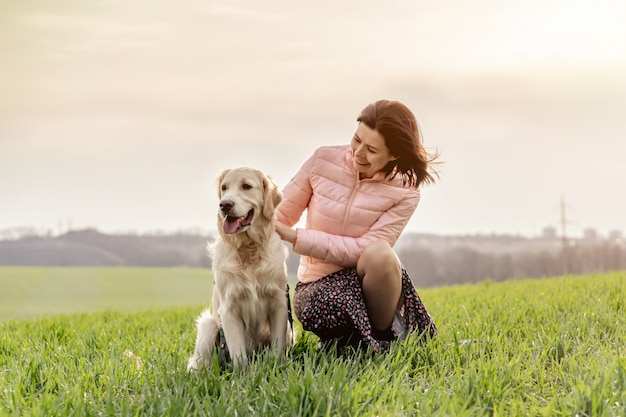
343, 145, 388, 182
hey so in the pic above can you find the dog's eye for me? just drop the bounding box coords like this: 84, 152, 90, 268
241, 183, 252, 190
221, 185, 228, 191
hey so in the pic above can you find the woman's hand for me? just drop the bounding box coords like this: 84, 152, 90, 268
275, 221, 297, 245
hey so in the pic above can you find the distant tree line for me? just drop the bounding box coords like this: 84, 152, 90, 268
0, 229, 624, 286
0, 229, 211, 268
397, 238, 626, 287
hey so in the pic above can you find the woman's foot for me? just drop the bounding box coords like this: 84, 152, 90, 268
391, 310, 408, 341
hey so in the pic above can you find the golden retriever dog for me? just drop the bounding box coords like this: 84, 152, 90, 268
188, 167, 291, 370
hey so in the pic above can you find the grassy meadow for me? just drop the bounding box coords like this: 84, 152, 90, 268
0, 267, 213, 321
0, 267, 625, 416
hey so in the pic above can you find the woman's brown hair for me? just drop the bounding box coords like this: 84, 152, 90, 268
357, 100, 439, 188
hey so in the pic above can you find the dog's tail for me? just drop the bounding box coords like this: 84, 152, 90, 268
187, 309, 220, 372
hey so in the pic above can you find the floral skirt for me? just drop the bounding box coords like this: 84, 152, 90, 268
293, 267, 437, 353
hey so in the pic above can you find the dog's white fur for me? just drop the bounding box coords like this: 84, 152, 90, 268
188, 167, 291, 370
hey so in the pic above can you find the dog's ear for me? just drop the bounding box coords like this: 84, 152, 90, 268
262, 175, 282, 219
216, 169, 230, 198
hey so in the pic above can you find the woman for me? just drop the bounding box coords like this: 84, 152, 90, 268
275, 99, 438, 352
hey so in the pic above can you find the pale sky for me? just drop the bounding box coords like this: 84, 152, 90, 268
1, 0, 625, 237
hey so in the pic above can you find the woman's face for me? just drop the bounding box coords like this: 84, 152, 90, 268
350, 122, 396, 179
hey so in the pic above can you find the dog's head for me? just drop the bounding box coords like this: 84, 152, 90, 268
215, 167, 282, 235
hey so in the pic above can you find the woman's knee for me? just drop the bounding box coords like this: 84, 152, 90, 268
358, 241, 401, 276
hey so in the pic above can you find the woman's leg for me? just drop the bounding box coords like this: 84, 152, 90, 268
356, 241, 403, 331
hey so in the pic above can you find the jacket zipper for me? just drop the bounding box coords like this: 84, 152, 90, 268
342, 174, 362, 234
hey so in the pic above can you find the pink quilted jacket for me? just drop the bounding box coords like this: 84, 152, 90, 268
275, 144, 420, 283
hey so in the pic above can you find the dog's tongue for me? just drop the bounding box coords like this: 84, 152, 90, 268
223, 216, 243, 234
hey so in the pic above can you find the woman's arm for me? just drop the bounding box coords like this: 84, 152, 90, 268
275, 152, 316, 229
293, 191, 419, 266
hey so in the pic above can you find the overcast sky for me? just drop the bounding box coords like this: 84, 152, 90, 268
1, 0, 625, 238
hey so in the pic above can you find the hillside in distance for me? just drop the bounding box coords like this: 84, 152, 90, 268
1, 228, 624, 287
0, 229, 211, 268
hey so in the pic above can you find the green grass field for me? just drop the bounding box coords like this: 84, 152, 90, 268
1, 267, 625, 416
0, 267, 214, 321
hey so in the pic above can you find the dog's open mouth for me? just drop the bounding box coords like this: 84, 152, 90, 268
223, 209, 254, 234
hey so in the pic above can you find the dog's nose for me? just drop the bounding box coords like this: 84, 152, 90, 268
219, 199, 234, 214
